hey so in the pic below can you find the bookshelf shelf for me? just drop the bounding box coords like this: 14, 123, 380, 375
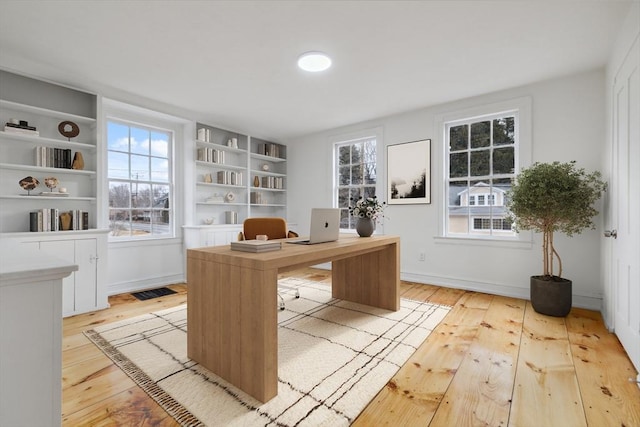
0, 162, 96, 175
0, 131, 97, 151
0, 195, 97, 201
195, 161, 246, 171
0, 99, 96, 125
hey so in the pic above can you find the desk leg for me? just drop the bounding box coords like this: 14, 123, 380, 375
187, 257, 278, 402
331, 242, 400, 311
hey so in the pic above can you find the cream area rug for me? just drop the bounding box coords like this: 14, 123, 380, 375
85, 278, 450, 426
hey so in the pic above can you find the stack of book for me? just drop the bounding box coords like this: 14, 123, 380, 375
230, 240, 282, 253
4, 120, 39, 137
38, 191, 69, 197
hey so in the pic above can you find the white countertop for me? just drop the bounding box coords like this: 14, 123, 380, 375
0, 241, 77, 285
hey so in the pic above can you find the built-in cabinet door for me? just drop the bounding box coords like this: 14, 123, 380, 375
39, 240, 75, 314
204, 229, 240, 246
74, 238, 98, 310
39, 238, 98, 316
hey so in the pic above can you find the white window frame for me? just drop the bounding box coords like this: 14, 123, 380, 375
434, 97, 532, 248
330, 127, 385, 233
102, 98, 186, 243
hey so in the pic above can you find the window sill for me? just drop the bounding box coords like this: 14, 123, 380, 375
434, 235, 533, 249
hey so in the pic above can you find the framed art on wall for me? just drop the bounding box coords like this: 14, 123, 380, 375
387, 139, 431, 204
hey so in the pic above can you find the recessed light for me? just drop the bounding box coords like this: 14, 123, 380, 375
297, 51, 332, 72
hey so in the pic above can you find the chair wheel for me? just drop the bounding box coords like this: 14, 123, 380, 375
279, 306, 285, 311
295, 295, 300, 299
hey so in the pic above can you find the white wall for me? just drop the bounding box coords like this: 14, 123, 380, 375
602, 2, 640, 328
287, 69, 607, 310
106, 239, 185, 295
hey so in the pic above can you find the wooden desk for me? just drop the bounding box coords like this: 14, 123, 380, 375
186, 234, 400, 402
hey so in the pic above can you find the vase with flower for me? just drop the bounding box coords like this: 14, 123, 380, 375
349, 196, 385, 237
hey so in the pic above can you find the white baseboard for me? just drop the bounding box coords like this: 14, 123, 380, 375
107, 268, 603, 312
108, 274, 185, 296
400, 270, 602, 311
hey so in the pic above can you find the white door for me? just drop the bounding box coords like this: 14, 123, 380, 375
611, 36, 640, 373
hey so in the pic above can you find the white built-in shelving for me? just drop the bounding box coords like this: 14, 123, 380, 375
192, 123, 287, 226
184, 123, 287, 248
0, 69, 108, 317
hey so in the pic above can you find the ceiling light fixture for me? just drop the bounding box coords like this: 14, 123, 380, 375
297, 51, 332, 72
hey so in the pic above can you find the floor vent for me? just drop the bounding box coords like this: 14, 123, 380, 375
131, 287, 177, 301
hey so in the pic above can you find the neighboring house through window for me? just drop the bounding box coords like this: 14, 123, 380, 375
445, 111, 518, 238
107, 120, 174, 239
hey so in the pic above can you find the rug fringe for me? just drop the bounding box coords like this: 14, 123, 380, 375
84, 329, 205, 427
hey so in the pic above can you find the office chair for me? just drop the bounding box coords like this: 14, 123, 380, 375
239, 217, 299, 310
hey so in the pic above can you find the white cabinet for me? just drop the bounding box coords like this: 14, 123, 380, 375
5, 230, 109, 317
183, 224, 242, 249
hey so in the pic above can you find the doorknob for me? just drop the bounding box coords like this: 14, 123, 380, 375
604, 229, 617, 239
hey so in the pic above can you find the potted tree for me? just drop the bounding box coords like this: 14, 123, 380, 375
506, 161, 607, 317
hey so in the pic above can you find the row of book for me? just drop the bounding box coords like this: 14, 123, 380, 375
29, 208, 89, 232
257, 143, 283, 159
197, 147, 226, 164
197, 128, 214, 142
260, 176, 285, 189
35, 146, 75, 169
250, 191, 269, 205
217, 170, 243, 186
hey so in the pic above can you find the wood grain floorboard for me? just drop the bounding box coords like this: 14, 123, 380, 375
61, 268, 640, 426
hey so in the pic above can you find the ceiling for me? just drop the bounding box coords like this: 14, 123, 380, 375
0, 1, 633, 141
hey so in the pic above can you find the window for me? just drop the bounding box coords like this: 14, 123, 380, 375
446, 112, 517, 237
335, 136, 378, 230
107, 120, 173, 239
473, 217, 512, 231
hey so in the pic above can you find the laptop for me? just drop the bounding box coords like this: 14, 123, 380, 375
287, 208, 340, 245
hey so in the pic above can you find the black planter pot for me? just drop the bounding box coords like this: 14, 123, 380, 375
530, 276, 572, 317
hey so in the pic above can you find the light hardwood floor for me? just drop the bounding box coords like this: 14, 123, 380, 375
62, 268, 640, 426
